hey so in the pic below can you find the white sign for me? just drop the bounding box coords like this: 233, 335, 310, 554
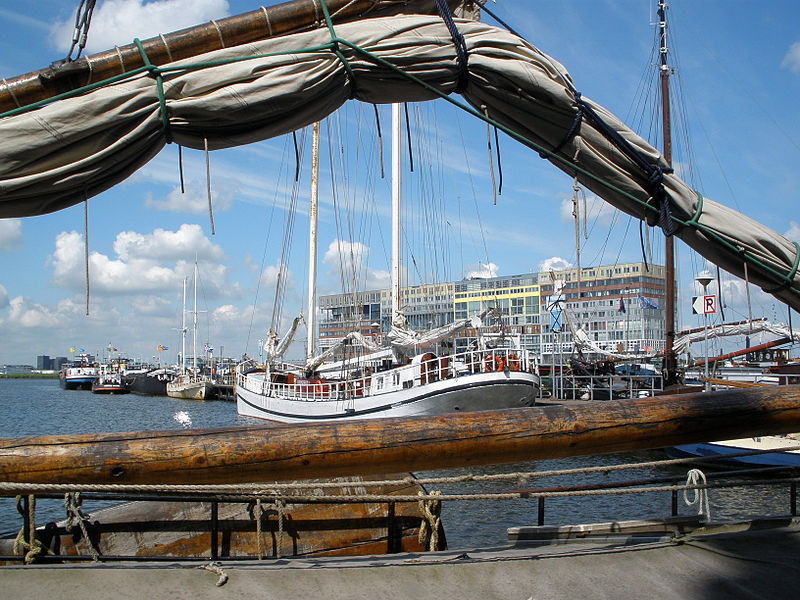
691, 295, 716, 315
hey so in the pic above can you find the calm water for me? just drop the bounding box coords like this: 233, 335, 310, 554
0, 379, 793, 549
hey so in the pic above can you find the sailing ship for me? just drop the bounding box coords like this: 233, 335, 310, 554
235, 111, 539, 423
166, 262, 213, 400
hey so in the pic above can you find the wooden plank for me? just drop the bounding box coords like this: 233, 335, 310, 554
1, 386, 799, 486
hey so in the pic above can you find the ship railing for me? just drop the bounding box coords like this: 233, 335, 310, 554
240, 347, 538, 401
544, 372, 664, 401
1, 450, 798, 564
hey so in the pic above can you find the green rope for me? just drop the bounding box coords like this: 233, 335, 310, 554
318, 0, 358, 98
133, 38, 172, 143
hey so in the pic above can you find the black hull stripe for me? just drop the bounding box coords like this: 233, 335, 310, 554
237, 377, 536, 421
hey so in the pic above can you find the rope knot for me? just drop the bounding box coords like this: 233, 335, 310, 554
418, 490, 444, 551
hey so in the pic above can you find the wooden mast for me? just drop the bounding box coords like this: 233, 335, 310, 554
658, 0, 678, 383
1, 387, 799, 487
0, 0, 461, 115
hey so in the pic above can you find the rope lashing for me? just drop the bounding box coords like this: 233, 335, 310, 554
434, 0, 470, 93
565, 90, 676, 235
64, 491, 100, 560
133, 38, 172, 144
13, 495, 51, 564
317, 1, 358, 99
683, 468, 712, 521
418, 490, 444, 551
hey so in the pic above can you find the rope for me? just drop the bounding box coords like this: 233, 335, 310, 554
133, 38, 172, 144
1, 77, 21, 108
12, 495, 51, 564
418, 490, 443, 551
275, 498, 286, 558
683, 468, 712, 521
83, 197, 90, 316
204, 137, 215, 234
197, 561, 228, 586
434, 0, 469, 93
64, 491, 100, 561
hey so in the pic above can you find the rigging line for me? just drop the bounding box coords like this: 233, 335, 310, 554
66, 0, 97, 62
83, 195, 90, 316
403, 102, 414, 173
373, 104, 385, 179
203, 137, 215, 235
177, 145, 185, 193
247, 135, 293, 352
716, 265, 726, 322
454, 110, 490, 266
473, 0, 523, 40
483, 105, 497, 205
292, 130, 300, 182
494, 123, 503, 195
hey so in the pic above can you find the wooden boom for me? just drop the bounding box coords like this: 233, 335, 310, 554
0, 0, 463, 114
1, 387, 799, 486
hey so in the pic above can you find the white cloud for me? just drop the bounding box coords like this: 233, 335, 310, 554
0, 219, 23, 252
785, 221, 800, 242
48, 225, 230, 296
782, 41, 800, 74
463, 262, 499, 279
50, 0, 230, 55
113, 224, 223, 261
0, 284, 8, 309
146, 184, 234, 214
538, 257, 573, 273
322, 239, 390, 291
4, 296, 61, 329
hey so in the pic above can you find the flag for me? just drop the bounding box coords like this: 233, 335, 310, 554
77, 347, 85, 353
204, 344, 214, 353
637, 294, 659, 310
69, 347, 75, 353
157, 345, 168, 351
618, 297, 626, 313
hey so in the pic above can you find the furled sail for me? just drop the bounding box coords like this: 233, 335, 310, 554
673, 320, 800, 355
1, 12, 798, 312
303, 331, 381, 374
386, 307, 495, 354
263, 313, 304, 361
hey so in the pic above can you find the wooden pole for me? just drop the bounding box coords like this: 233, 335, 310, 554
1, 387, 799, 486
0, 0, 458, 115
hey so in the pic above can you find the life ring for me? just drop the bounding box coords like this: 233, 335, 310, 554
507, 354, 520, 371
484, 355, 505, 372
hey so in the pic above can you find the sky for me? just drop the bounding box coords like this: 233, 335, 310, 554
1, 0, 799, 366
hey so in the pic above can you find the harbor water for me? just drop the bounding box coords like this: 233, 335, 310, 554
0, 378, 793, 550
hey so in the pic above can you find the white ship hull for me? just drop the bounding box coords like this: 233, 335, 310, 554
237, 368, 538, 423
166, 379, 211, 400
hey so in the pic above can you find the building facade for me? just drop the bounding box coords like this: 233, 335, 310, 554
317, 261, 670, 361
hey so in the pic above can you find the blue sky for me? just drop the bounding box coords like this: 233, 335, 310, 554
1, 0, 799, 365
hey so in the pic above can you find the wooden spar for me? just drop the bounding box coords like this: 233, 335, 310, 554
1, 387, 800, 486
0, 0, 461, 114
688, 336, 791, 368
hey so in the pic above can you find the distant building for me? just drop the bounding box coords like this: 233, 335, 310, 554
0, 365, 34, 375
37, 355, 53, 370
317, 261, 671, 362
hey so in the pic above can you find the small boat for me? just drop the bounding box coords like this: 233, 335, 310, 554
666, 434, 800, 469
166, 262, 213, 400
91, 371, 130, 395
58, 355, 99, 390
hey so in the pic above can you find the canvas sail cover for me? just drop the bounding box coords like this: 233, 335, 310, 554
673, 320, 800, 355
1, 15, 798, 311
